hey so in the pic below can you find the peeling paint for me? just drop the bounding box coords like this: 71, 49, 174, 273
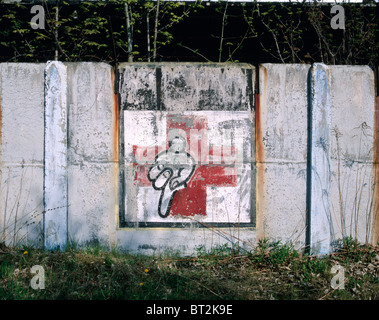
124, 110, 254, 226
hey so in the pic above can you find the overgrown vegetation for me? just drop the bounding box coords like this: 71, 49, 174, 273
0, 238, 377, 300
0, 1, 377, 67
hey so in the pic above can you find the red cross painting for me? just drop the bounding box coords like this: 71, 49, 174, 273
124, 111, 253, 225
133, 114, 237, 218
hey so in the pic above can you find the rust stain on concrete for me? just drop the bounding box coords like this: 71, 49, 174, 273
111, 68, 120, 236
256, 65, 267, 240
111, 69, 119, 163
255, 93, 263, 164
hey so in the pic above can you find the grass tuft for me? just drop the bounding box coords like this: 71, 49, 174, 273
0, 239, 378, 300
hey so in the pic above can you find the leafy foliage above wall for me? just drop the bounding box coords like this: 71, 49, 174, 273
0, 1, 377, 67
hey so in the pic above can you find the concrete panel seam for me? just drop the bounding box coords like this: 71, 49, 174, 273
44, 61, 68, 250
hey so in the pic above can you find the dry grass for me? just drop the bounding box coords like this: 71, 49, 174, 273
0, 239, 378, 300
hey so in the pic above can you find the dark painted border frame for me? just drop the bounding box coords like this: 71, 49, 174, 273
117, 63, 256, 229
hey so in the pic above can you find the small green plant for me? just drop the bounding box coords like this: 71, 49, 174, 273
252, 239, 299, 267
1, 238, 378, 300
196, 243, 238, 258
296, 254, 331, 284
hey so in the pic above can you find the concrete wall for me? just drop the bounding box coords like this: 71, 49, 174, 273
0, 63, 45, 247
44, 61, 119, 249
256, 64, 310, 248
117, 63, 257, 254
309, 64, 377, 253
0, 62, 377, 255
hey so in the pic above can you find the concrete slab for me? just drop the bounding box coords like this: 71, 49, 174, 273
65, 62, 118, 247
329, 65, 376, 246
0, 63, 45, 164
309, 64, 376, 253
44, 61, 68, 250
257, 64, 310, 249
117, 63, 256, 254
122, 110, 255, 226
0, 63, 45, 247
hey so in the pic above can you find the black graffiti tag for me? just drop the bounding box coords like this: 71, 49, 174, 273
148, 135, 196, 218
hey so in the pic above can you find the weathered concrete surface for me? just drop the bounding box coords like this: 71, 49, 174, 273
119, 64, 158, 110
123, 110, 254, 225
116, 227, 257, 256
373, 95, 379, 244
119, 62, 254, 111
0, 61, 377, 256
329, 66, 376, 246
68, 163, 117, 246
0, 63, 45, 247
159, 64, 254, 111
257, 64, 310, 249
44, 61, 68, 250
309, 64, 377, 254
65, 62, 118, 247
117, 63, 256, 254
308, 63, 332, 254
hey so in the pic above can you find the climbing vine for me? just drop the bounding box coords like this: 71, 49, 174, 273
0, 1, 377, 67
